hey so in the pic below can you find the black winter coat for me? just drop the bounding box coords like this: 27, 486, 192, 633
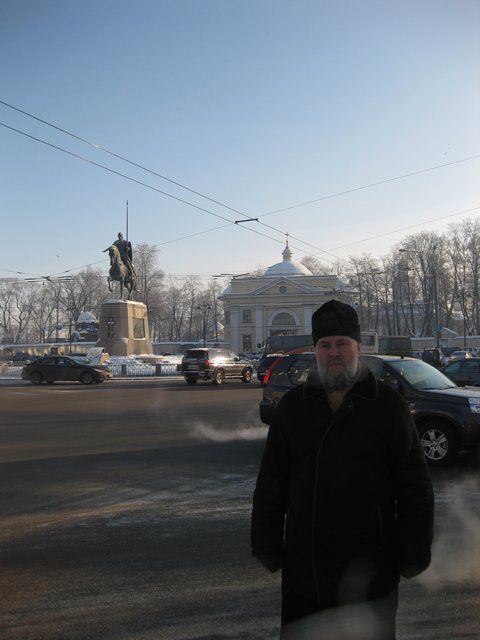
251, 368, 434, 625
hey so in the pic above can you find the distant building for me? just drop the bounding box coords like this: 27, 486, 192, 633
74, 310, 99, 342
219, 240, 353, 353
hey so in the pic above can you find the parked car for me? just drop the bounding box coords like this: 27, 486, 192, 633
421, 348, 445, 368
441, 347, 458, 358
22, 355, 113, 385
449, 350, 473, 361
179, 348, 253, 385
256, 353, 285, 384
11, 351, 31, 362
260, 352, 480, 466
442, 357, 480, 387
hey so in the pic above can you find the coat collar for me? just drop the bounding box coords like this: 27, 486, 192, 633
303, 364, 378, 401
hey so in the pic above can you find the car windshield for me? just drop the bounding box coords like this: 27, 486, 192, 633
71, 356, 90, 365
388, 359, 456, 390
184, 350, 207, 360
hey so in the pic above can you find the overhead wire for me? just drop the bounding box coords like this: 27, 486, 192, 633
3, 100, 480, 263
0, 121, 341, 278
0, 99, 245, 217
324, 204, 480, 253
2, 100, 480, 278
257, 154, 480, 219
0, 100, 359, 262
2, 198, 480, 284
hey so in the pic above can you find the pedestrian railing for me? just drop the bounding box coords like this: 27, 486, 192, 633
108, 363, 181, 377
0, 364, 23, 378
0, 363, 181, 379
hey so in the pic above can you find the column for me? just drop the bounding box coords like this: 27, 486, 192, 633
230, 308, 239, 354
304, 305, 313, 334
255, 307, 264, 350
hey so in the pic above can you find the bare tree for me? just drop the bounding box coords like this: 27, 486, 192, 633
300, 256, 331, 275
163, 278, 188, 341
8, 284, 36, 343
183, 276, 201, 341
134, 243, 164, 306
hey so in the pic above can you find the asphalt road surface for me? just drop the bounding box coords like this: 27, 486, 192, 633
1, 378, 480, 640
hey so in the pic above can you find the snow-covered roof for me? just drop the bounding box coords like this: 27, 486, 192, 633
77, 310, 98, 323
264, 260, 312, 277
263, 240, 312, 277
209, 322, 224, 332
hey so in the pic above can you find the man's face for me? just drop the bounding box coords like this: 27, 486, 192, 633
314, 335, 360, 392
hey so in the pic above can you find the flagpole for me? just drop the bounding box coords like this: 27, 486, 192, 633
126, 200, 129, 241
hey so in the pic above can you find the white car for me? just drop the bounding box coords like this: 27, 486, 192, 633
449, 350, 472, 361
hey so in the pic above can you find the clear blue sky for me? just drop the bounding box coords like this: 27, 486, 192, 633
1, 0, 479, 280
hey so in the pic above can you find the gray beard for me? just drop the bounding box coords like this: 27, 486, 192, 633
315, 357, 360, 393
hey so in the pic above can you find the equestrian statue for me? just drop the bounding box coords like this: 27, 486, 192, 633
103, 232, 137, 300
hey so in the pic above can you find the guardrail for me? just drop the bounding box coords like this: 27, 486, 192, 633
0, 363, 182, 379
0, 365, 23, 378
108, 363, 181, 377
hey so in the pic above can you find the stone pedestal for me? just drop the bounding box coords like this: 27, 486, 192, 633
97, 300, 152, 356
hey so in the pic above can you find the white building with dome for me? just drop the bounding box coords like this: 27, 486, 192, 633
219, 240, 353, 354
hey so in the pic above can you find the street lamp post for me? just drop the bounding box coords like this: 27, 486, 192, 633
459, 288, 472, 349
196, 302, 212, 347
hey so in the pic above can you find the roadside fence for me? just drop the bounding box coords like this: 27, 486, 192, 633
108, 363, 181, 377
0, 363, 182, 379
0, 364, 23, 378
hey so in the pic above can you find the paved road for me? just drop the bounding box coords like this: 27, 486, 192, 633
1, 379, 480, 639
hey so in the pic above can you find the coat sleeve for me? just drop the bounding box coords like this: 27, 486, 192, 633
391, 396, 434, 578
251, 402, 291, 561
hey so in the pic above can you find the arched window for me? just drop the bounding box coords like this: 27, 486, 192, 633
272, 312, 296, 327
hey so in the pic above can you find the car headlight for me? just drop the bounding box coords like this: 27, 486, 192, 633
468, 397, 480, 414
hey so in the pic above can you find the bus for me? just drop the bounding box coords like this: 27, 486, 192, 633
263, 331, 379, 355
378, 335, 412, 357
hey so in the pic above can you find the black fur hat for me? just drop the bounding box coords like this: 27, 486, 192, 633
312, 300, 361, 345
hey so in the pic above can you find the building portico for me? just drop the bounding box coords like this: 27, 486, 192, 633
219, 241, 353, 354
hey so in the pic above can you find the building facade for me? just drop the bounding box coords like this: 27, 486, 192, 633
219, 241, 353, 354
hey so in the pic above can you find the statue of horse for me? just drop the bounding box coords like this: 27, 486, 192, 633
104, 244, 136, 300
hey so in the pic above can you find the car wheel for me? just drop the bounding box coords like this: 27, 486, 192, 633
185, 377, 197, 385
80, 372, 94, 385
96, 379, 104, 384
242, 368, 253, 383
30, 372, 43, 385
46, 380, 55, 384
419, 421, 459, 466
213, 369, 224, 385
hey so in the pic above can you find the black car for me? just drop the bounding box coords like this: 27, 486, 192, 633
179, 348, 253, 385
22, 355, 113, 385
256, 353, 284, 384
421, 348, 445, 368
442, 357, 480, 387
260, 352, 480, 466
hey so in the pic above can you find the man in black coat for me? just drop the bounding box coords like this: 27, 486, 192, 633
251, 300, 434, 639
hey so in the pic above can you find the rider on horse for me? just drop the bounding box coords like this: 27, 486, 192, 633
112, 232, 136, 279
103, 232, 137, 300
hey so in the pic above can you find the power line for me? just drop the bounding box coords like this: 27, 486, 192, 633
3, 102, 480, 275
3, 99, 480, 229
0, 121, 238, 225
0, 121, 341, 271
258, 154, 480, 219
5, 100, 478, 262
0, 100, 345, 262
0, 99, 245, 217
324, 204, 480, 253
3, 199, 480, 282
